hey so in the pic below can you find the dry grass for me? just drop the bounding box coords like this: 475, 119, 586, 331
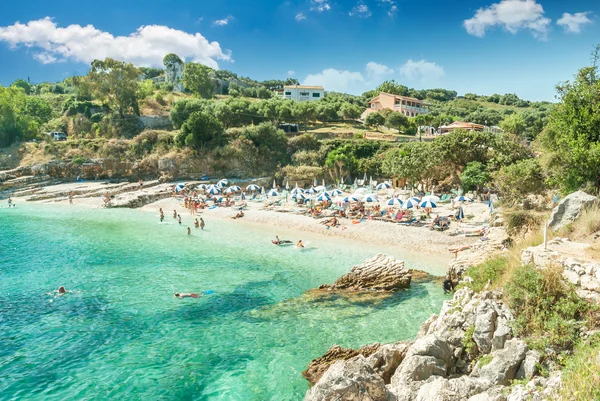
560, 337, 600, 401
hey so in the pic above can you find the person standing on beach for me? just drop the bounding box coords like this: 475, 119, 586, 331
173, 209, 177, 219
139, 179, 144, 190
68, 192, 74, 204
187, 227, 191, 235
200, 218, 205, 230
178, 214, 182, 225
8, 197, 13, 207
194, 218, 199, 228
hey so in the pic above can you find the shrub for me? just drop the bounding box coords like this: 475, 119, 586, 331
494, 159, 545, 204
464, 256, 509, 292
504, 210, 543, 237
71, 154, 86, 165
560, 336, 600, 401
505, 264, 598, 352
462, 325, 478, 356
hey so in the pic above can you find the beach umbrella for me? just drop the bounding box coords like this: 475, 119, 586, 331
207, 186, 221, 195
292, 193, 307, 201
354, 188, 368, 195
329, 189, 343, 196
216, 179, 228, 188
175, 183, 185, 193
272, 179, 277, 189
267, 189, 279, 197
228, 185, 242, 192
362, 195, 379, 203
315, 185, 326, 192
223, 188, 234, 195
408, 196, 421, 203
376, 182, 392, 190
316, 193, 331, 202
386, 198, 403, 207
198, 184, 208, 190
291, 187, 305, 195
420, 200, 438, 209
314, 178, 318, 187
305, 187, 318, 194
246, 184, 260, 192
455, 195, 472, 202
343, 195, 360, 203
422, 195, 440, 203
403, 198, 420, 209
285, 181, 290, 190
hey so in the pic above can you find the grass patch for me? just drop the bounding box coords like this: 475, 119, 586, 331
505, 209, 543, 237
477, 354, 494, 368
462, 325, 478, 356
560, 336, 600, 401
573, 204, 600, 239
505, 264, 599, 352
464, 256, 509, 291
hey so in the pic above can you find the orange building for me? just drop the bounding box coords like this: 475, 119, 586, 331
361, 92, 429, 120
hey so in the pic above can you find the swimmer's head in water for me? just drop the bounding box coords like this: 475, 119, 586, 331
174, 293, 180, 297
58, 286, 66, 293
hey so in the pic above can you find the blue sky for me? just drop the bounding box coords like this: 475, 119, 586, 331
0, 0, 598, 101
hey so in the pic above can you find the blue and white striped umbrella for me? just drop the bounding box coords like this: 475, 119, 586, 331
455, 196, 472, 202
329, 189, 343, 196
420, 200, 438, 209
199, 184, 208, 190
316, 193, 331, 202
216, 179, 228, 188
223, 188, 235, 195
363, 195, 379, 203
228, 185, 242, 192
246, 184, 260, 191
376, 182, 391, 190
291, 187, 305, 195
403, 198, 420, 209
386, 198, 403, 207
175, 183, 185, 193
343, 195, 360, 203
267, 189, 279, 197
207, 186, 221, 195
292, 193, 307, 201
408, 196, 420, 203
305, 187, 318, 194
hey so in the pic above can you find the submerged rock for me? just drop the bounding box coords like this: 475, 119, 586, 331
320, 254, 412, 292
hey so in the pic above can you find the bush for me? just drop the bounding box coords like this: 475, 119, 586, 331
504, 210, 543, 237
464, 256, 508, 291
560, 336, 600, 401
506, 264, 598, 352
71, 154, 86, 165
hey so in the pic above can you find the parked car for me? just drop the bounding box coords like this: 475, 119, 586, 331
46, 132, 67, 141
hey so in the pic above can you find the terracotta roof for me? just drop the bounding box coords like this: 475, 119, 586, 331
283, 85, 324, 90
379, 92, 424, 103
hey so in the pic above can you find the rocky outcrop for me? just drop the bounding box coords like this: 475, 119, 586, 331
304, 355, 396, 401
448, 227, 509, 279
548, 190, 598, 231
303, 343, 381, 386
471, 339, 528, 385
319, 254, 412, 292
522, 237, 600, 303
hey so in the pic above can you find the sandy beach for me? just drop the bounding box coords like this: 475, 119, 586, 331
7, 180, 493, 268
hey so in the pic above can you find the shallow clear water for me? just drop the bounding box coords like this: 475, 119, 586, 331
0, 204, 449, 400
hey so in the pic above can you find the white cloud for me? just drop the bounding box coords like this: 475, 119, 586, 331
365, 61, 394, 80
463, 0, 551, 40
557, 12, 592, 33
288, 70, 296, 76
295, 13, 306, 21
388, 5, 398, 18
213, 16, 233, 26
378, 0, 398, 18
350, 2, 372, 18
310, 0, 331, 12
303, 68, 365, 93
399, 59, 444, 83
0, 17, 231, 69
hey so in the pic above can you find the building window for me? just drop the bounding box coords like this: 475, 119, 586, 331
395, 100, 400, 105
371, 103, 376, 108
402, 100, 406, 105
285, 91, 291, 96
312, 93, 320, 98
300, 92, 309, 96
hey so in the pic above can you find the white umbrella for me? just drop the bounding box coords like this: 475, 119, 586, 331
386, 198, 403, 207
267, 189, 279, 197
224, 188, 235, 195
343, 195, 360, 203
316, 193, 331, 202
291, 187, 305, 195
455, 196, 472, 202
376, 182, 391, 190
362, 195, 379, 203
272, 179, 277, 189
403, 198, 419, 209
354, 188, 368, 195
228, 185, 242, 192
315, 185, 326, 192
422, 195, 440, 203
207, 186, 221, 195
217, 179, 228, 188
408, 196, 421, 203
420, 200, 438, 209
246, 184, 260, 191
329, 189, 343, 196
175, 183, 185, 193
285, 181, 290, 190
292, 193, 307, 201
305, 187, 318, 194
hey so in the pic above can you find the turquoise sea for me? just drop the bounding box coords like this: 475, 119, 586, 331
0, 203, 449, 400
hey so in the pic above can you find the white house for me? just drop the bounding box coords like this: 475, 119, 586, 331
279, 85, 324, 102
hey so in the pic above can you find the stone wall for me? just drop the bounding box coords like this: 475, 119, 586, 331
139, 116, 173, 130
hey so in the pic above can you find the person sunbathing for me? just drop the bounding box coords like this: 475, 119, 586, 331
448, 245, 471, 258
232, 211, 244, 219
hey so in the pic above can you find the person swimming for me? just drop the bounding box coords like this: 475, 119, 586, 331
296, 240, 304, 248
174, 292, 200, 298
7, 197, 13, 207
57, 286, 67, 295
194, 218, 199, 228
178, 214, 182, 225
187, 227, 191, 235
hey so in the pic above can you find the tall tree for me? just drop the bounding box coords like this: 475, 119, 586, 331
183, 62, 215, 99
85, 58, 140, 117
178, 111, 225, 150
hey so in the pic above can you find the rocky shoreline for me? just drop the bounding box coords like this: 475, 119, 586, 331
301, 224, 566, 401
